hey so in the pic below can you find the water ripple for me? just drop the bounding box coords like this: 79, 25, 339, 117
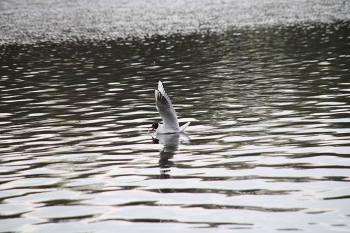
0, 21, 349, 232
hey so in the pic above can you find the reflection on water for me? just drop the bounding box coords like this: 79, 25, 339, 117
157, 134, 180, 171
153, 133, 190, 180
0, 21, 350, 232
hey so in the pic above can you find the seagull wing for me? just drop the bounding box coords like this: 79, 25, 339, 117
158, 81, 176, 112
155, 81, 179, 132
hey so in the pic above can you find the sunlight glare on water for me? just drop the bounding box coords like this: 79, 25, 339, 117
0, 2, 350, 232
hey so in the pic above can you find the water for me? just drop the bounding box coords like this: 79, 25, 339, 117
1, 2, 350, 232
1, 0, 349, 44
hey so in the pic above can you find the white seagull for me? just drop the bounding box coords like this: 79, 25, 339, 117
150, 81, 190, 134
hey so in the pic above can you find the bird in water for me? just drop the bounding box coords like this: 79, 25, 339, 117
150, 81, 190, 134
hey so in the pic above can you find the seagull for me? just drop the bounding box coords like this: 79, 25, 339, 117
150, 81, 190, 134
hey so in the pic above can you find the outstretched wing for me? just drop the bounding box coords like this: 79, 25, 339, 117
155, 81, 179, 132
158, 81, 176, 113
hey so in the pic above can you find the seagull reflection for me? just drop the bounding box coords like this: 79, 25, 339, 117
151, 133, 190, 180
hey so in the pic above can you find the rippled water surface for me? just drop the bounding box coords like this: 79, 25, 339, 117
1, 20, 350, 232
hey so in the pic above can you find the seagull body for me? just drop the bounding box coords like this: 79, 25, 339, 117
151, 81, 190, 134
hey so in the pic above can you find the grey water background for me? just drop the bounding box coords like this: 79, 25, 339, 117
1, 0, 350, 232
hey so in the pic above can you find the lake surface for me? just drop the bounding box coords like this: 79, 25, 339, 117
1, 1, 350, 232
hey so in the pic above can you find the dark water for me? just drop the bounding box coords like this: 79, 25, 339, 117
1, 21, 350, 232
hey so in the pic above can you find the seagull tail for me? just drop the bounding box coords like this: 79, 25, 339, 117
179, 122, 190, 132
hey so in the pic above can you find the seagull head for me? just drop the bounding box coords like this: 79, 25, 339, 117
150, 122, 159, 131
